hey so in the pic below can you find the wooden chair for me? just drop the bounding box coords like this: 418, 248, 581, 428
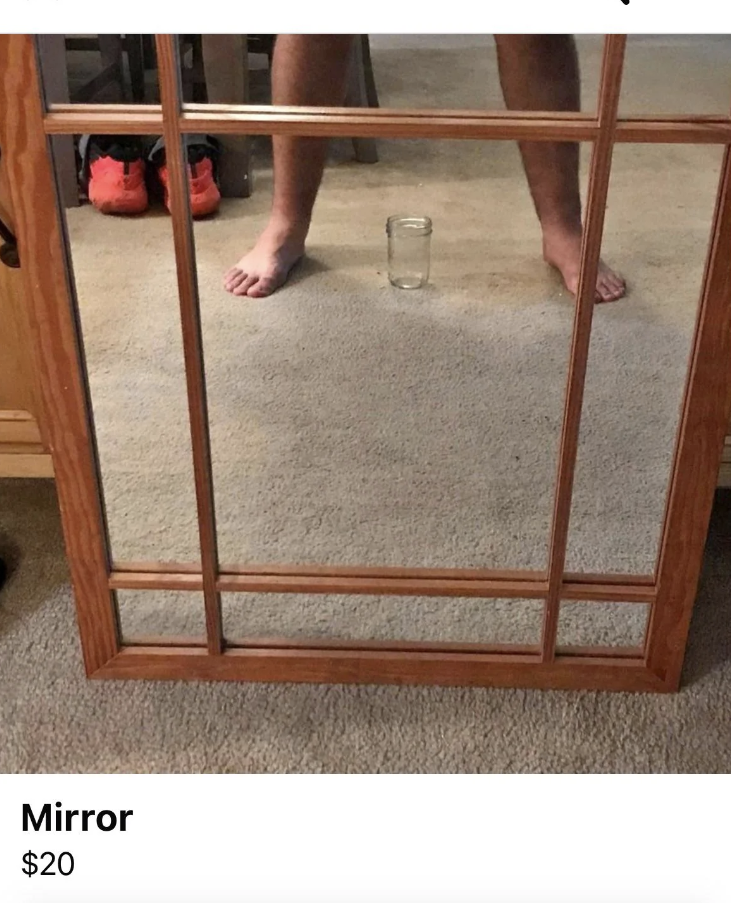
140, 35, 254, 198
185, 34, 381, 197
345, 36, 380, 164
37, 35, 148, 208
63, 35, 146, 103
39, 35, 381, 207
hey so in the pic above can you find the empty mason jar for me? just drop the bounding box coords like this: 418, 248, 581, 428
386, 215, 432, 289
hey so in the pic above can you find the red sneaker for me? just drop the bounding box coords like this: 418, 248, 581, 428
157, 142, 221, 217
86, 138, 148, 215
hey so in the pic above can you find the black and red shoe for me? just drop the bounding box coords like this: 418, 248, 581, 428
150, 136, 221, 217
82, 136, 148, 215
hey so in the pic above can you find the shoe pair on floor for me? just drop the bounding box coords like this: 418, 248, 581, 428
81, 135, 222, 217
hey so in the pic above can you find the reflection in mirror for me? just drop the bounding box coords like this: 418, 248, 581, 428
557, 601, 649, 649
37, 35, 158, 106
116, 590, 205, 643
180, 34, 601, 114
54, 135, 200, 564
222, 594, 543, 646
620, 36, 731, 116
199, 137, 589, 570
566, 144, 724, 575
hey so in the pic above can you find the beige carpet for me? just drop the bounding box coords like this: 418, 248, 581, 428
1, 37, 730, 771
1, 478, 731, 772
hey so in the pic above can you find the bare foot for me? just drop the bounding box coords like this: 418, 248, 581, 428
543, 225, 625, 303
224, 221, 305, 298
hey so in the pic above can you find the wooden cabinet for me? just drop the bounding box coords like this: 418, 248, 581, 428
717, 442, 731, 487
0, 153, 53, 477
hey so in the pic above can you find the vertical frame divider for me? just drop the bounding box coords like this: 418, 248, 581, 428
542, 35, 626, 662
155, 35, 223, 654
0, 35, 119, 673
646, 145, 731, 688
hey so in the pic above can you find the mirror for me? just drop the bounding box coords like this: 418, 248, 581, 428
37, 35, 157, 105
199, 137, 585, 570
620, 36, 731, 116
223, 593, 543, 646
565, 143, 724, 575
557, 601, 649, 649
55, 135, 200, 565
116, 590, 205, 643
32, 32, 730, 676
179, 34, 601, 115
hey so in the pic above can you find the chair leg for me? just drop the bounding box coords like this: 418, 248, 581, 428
98, 35, 127, 102
201, 34, 252, 198
346, 35, 378, 164
178, 36, 195, 104
361, 35, 380, 109
36, 35, 79, 208
142, 35, 156, 70
191, 36, 208, 103
125, 35, 146, 103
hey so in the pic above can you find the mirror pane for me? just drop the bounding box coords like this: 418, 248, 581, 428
620, 36, 731, 116
200, 138, 586, 570
56, 135, 200, 564
116, 590, 205, 642
223, 593, 543, 646
565, 143, 724, 575
179, 35, 601, 115
37, 35, 158, 106
557, 601, 649, 648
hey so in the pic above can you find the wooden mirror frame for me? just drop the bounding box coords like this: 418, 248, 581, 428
2, 34, 731, 691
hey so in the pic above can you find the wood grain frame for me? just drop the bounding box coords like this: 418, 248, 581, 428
3, 33, 731, 691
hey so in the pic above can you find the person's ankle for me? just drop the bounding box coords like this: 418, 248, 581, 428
541, 214, 583, 239
266, 212, 310, 245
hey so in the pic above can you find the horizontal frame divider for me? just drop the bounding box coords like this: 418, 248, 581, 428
112, 559, 655, 586
123, 637, 542, 655
51, 102, 599, 121
119, 635, 643, 660
42, 105, 731, 143
45, 102, 731, 125
113, 560, 547, 581
113, 572, 546, 597
109, 568, 655, 603
615, 120, 731, 142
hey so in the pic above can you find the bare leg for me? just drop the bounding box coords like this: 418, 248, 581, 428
225, 34, 354, 298
494, 35, 625, 303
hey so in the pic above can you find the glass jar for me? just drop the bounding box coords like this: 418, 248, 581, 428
386, 215, 432, 289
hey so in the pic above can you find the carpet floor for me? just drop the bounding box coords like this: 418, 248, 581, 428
1, 479, 730, 772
